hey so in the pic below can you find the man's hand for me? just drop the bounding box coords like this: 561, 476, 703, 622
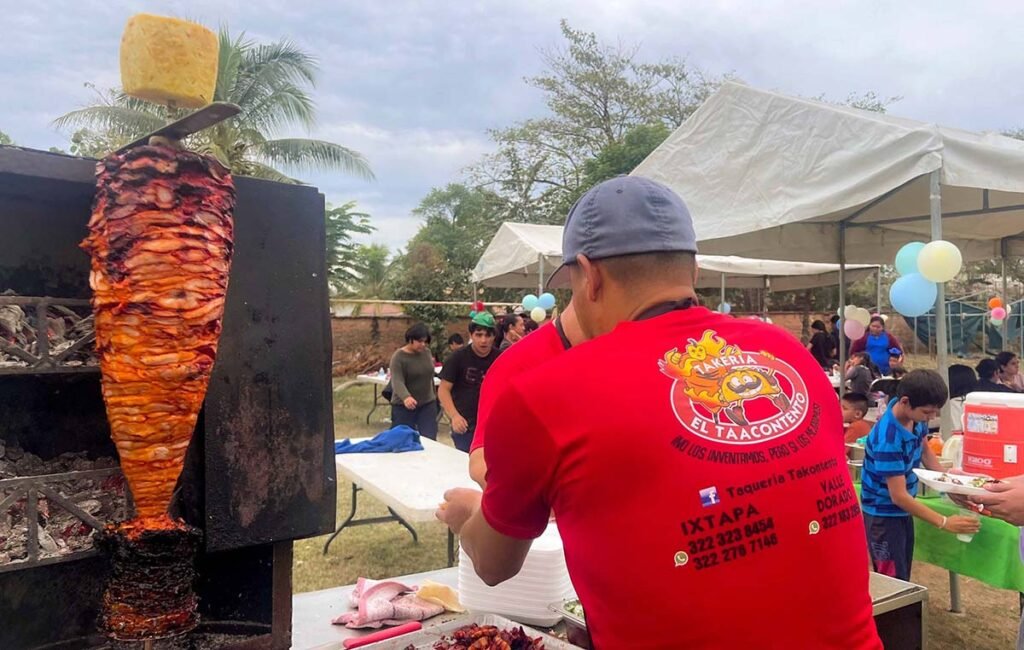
969, 478, 1024, 526
436, 487, 482, 535
403, 396, 418, 410
451, 414, 469, 434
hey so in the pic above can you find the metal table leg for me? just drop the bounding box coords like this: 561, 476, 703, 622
366, 385, 384, 424
323, 483, 419, 555
949, 571, 962, 613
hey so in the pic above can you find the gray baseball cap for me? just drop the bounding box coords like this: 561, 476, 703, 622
546, 175, 698, 288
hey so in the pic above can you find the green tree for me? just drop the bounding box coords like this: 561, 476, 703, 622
388, 184, 505, 347
325, 202, 374, 295
471, 20, 720, 225
412, 184, 504, 273
0, 130, 13, 145
54, 30, 372, 182
581, 123, 671, 186
390, 241, 464, 352
346, 244, 393, 299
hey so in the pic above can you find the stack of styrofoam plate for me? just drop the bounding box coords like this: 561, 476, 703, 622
458, 523, 576, 626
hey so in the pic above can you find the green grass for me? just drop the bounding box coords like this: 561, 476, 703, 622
296, 377, 1019, 649
293, 380, 456, 592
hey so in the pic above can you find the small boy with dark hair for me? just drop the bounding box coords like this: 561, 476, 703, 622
861, 369, 980, 580
841, 392, 871, 443
845, 352, 873, 395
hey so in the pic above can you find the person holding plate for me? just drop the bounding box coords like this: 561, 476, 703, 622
861, 369, 980, 581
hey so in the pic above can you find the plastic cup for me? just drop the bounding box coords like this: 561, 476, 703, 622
957, 508, 980, 543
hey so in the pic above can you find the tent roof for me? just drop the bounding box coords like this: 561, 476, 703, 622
632, 81, 1024, 263
471, 223, 877, 290
471, 223, 563, 288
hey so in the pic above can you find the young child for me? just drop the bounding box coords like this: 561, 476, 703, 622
861, 369, 981, 580
845, 352, 874, 395
841, 392, 872, 444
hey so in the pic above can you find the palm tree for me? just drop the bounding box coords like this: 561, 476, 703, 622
54, 29, 372, 182
348, 244, 393, 299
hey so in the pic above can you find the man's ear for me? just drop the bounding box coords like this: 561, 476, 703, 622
576, 254, 601, 302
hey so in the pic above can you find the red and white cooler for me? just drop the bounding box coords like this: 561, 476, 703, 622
962, 392, 1024, 479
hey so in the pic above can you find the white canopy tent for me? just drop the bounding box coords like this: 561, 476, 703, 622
471, 222, 878, 306
633, 81, 1024, 426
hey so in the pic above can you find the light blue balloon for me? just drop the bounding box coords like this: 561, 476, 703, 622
522, 294, 539, 310
718, 302, 732, 314
889, 273, 937, 317
538, 292, 556, 310
895, 242, 926, 276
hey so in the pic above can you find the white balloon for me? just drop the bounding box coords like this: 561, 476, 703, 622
853, 307, 872, 327
843, 305, 859, 319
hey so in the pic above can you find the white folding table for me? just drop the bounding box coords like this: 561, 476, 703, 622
335, 372, 442, 424
323, 438, 479, 566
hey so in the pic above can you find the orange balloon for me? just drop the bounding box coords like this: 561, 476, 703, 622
989, 297, 1004, 309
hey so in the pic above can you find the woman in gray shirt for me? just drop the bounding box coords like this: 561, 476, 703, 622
389, 323, 438, 440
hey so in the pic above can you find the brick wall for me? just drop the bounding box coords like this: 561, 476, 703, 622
331, 312, 922, 373
331, 316, 473, 374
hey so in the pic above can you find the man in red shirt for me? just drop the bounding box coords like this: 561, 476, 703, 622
438, 176, 880, 649
468, 303, 582, 488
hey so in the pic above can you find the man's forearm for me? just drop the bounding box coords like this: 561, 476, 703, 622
459, 507, 529, 586
438, 386, 461, 419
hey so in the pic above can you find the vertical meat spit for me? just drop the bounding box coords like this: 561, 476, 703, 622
82, 140, 235, 641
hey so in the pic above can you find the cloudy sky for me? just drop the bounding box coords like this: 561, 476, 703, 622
3, 1, 1024, 251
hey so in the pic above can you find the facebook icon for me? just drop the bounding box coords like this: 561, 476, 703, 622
699, 486, 720, 508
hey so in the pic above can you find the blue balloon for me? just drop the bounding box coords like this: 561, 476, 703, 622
522, 294, 539, 310
889, 273, 937, 317
895, 242, 926, 276
538, 292, 556, 310
718, 302, 732, 314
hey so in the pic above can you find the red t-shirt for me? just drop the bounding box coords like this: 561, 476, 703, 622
471, 321, 567, 453
482, 307, 880, 649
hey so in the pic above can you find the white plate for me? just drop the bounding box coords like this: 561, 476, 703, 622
912, 469, 998, 496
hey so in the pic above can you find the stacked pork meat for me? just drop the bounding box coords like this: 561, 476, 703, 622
82, 144, 235, 527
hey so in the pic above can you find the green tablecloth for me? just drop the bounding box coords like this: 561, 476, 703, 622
853, 482, 1024, 592
913, 495, 1024, 592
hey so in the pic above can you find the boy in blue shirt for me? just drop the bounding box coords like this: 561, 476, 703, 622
861, 369, 980, 580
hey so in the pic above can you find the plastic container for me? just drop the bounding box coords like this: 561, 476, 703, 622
458, 524, 575, 627
956, 508, 981, 543
962, 392, 1024, 478
549, 600, 592, 649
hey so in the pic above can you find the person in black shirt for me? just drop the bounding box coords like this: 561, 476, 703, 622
829, 314, 849, 359
974, 358, 1015, 393
808, 319, 835, 368
439, 312, 501, 452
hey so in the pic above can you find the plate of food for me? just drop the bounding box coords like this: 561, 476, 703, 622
913, 469, 1000, 496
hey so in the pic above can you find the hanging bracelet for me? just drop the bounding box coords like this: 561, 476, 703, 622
939, 516, 948, 530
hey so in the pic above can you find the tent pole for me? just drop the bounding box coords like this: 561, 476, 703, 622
1002, 255, 1009, 351
538, 256, 545, 296
763, 277, 770, 319
876, 267, 883, 314
838, 224, 847, 397
930, 170, 951, 436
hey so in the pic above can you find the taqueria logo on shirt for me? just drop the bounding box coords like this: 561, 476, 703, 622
659, 330, 808, 445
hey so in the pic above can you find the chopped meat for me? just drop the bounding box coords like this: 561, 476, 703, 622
82, 144, 235, 526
